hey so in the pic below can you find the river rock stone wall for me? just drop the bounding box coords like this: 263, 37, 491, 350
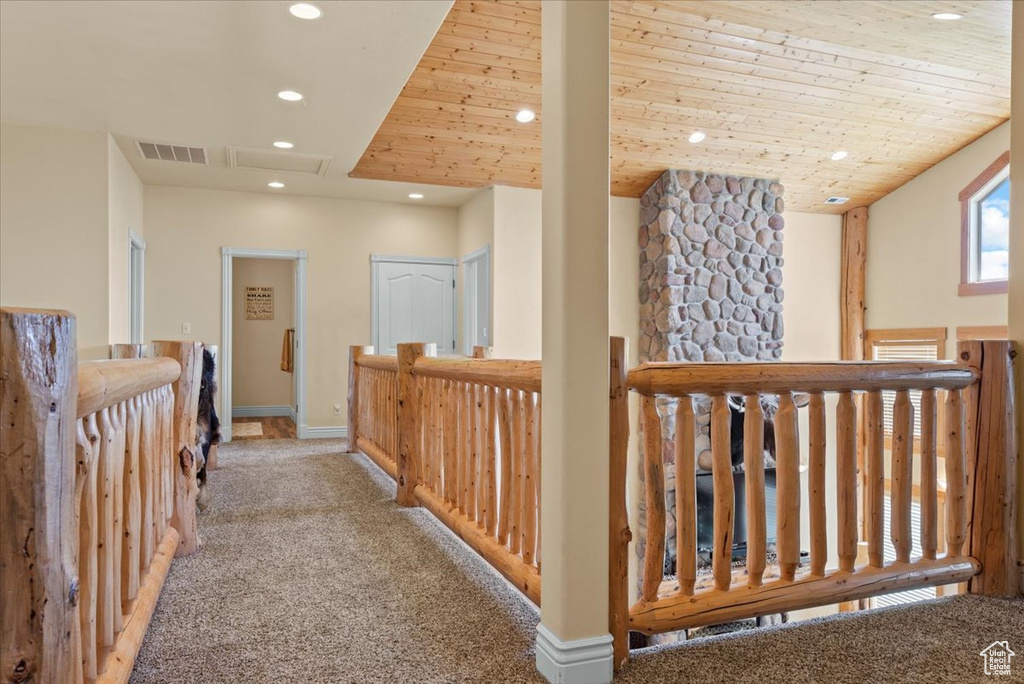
637, 169, 785, 592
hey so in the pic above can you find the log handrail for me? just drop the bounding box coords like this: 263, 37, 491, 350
78, 359, 181, 418
355, 354, 399, 372
414, 356, 542, 393
628, 361, 977, 396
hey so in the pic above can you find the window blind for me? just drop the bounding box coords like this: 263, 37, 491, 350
876, 494, 935, 607
871, 342, 941, 437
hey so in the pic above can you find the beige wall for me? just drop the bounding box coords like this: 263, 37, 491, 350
231, 257, 294, 410
108, 135, 144, 344
0, 122, 111, 358
867, 122, 1010, 355
143, 186, 458, 429
456, 188, 494, 353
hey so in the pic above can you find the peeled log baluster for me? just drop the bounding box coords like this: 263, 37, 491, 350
79, 415, 100, 680
467, 383, 480, 521
837, 391, 857, 573
919, 389, 938, 560
484, 386, 498, 536
774, 393, 801, 581
444, 380, 458, 505
641, 395, 666, 602
97, 406, 116, 648
509, 390, 523, 555
809, 393, 827, 576
675, 397, 697, 595
743, 395, 766, 587
891, 390, 914, 563
944, 388, 966, 557
139, 391, 155, 567
497, 388, 513, 544
111, 401, 126, 633
866, 391, 885, 568
710, 396, 734, 592
122, 395, 142, 609
523, 393, 537, 563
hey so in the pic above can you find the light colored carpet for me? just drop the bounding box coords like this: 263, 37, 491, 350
131, 438, 1023, 684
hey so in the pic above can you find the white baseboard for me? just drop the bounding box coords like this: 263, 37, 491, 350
289, 405, 297, 422
232, 405, 292, 418
535, 625, 612, 684
299, 426, 348, 440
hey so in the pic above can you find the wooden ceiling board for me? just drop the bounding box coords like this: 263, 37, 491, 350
350, 0, 1011, 213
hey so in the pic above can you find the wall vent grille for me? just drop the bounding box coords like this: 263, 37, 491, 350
824, 196, 850, 205
135, 141, 208, 164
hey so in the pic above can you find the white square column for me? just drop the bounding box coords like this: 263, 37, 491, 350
537, 1, 614, 682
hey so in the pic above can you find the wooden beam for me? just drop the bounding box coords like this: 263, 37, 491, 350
841, 207, 868, 361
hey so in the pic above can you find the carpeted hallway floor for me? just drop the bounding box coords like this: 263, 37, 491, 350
131, 439, 1023, 684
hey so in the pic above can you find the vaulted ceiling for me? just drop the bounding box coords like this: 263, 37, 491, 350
349, 0, 1012, 213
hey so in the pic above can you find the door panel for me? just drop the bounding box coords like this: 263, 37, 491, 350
375, 260, 455, 355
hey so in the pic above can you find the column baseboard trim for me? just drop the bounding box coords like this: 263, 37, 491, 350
232, 404, 292, 418
535, 624, 613, 684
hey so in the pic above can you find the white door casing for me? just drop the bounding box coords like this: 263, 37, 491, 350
462, 245, 491, 354
371, 255, 456, 356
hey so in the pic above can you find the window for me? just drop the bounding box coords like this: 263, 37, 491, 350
864, 328, 945, 437
960, 151, 1010, 296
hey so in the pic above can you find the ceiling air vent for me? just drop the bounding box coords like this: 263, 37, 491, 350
135, 140, 208, 164
824, 196, 850, 205
227, 146, 333, 176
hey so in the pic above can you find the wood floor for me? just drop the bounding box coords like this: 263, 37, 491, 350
231, 416, 297, 440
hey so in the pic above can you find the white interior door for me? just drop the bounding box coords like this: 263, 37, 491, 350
374, 258, 456, 355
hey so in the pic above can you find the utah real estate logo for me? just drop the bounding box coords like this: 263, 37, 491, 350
980, 641, 1015, 676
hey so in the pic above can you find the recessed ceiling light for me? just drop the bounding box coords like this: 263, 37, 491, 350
289, 3, 323, 20
273, 141, 294, 149
408, 193, 424, 199
830, 150, 848, 161
515, 109, 536, 123
268, 181, 285, 189
824, 196, 849, 205
277, 90, 303, 102
688, 131, 706, 144
931, 12, 963, 20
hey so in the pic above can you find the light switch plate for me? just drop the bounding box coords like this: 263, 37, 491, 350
182, 322, 191, 334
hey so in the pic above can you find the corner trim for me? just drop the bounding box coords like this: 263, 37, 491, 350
232, 405, 292, 418
300, 426, 348, 440
535, 625, 613, 684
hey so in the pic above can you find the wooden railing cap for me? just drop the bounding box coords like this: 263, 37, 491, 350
628, 360, 978, 396
77, 358, 181, 418
414, 356, 542, 393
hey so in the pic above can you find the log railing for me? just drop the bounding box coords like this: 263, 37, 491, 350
349, 347, 400, 480
1, 308, 203, 684
613, 341, 1016, 660
349, 343, 543, 604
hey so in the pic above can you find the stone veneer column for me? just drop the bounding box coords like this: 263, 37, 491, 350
635, 169, 786, 579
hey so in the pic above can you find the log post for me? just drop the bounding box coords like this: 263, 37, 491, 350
607, 337, 630, 671
775, 392, 801, 581
151, 340, 202, 557
710, 395, 734, 591
841, 206, 868, 539
959, 340, 1018, 596
397, 343, 434, 507
348, 345, 371, 451
1, 307, 81, 684
472, 346, 492, 359
640, 395, 666, 602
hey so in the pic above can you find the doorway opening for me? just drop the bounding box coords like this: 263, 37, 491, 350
462, 245, 491, 355
220, 247, 308, 442
129, 232, 145, 345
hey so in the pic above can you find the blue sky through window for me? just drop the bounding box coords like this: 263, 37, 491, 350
979, 177, 1009, 281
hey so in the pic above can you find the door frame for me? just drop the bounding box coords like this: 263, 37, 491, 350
370, 254, 457, 354
220, 247, 309, 442
461, 245, 491, 355
129, 231, 146, 345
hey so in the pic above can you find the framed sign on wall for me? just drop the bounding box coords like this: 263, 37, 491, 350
245, 286, 274, 320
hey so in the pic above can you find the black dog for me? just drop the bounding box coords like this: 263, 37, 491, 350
195, 347, 220, 510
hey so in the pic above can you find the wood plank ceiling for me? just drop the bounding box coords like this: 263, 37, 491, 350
350, 0, 1011, 213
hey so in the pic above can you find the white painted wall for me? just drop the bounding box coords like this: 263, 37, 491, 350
143, 185, 459, 428
108, 134, 144, 344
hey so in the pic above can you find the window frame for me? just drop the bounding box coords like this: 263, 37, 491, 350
959, 151, 1010, 297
